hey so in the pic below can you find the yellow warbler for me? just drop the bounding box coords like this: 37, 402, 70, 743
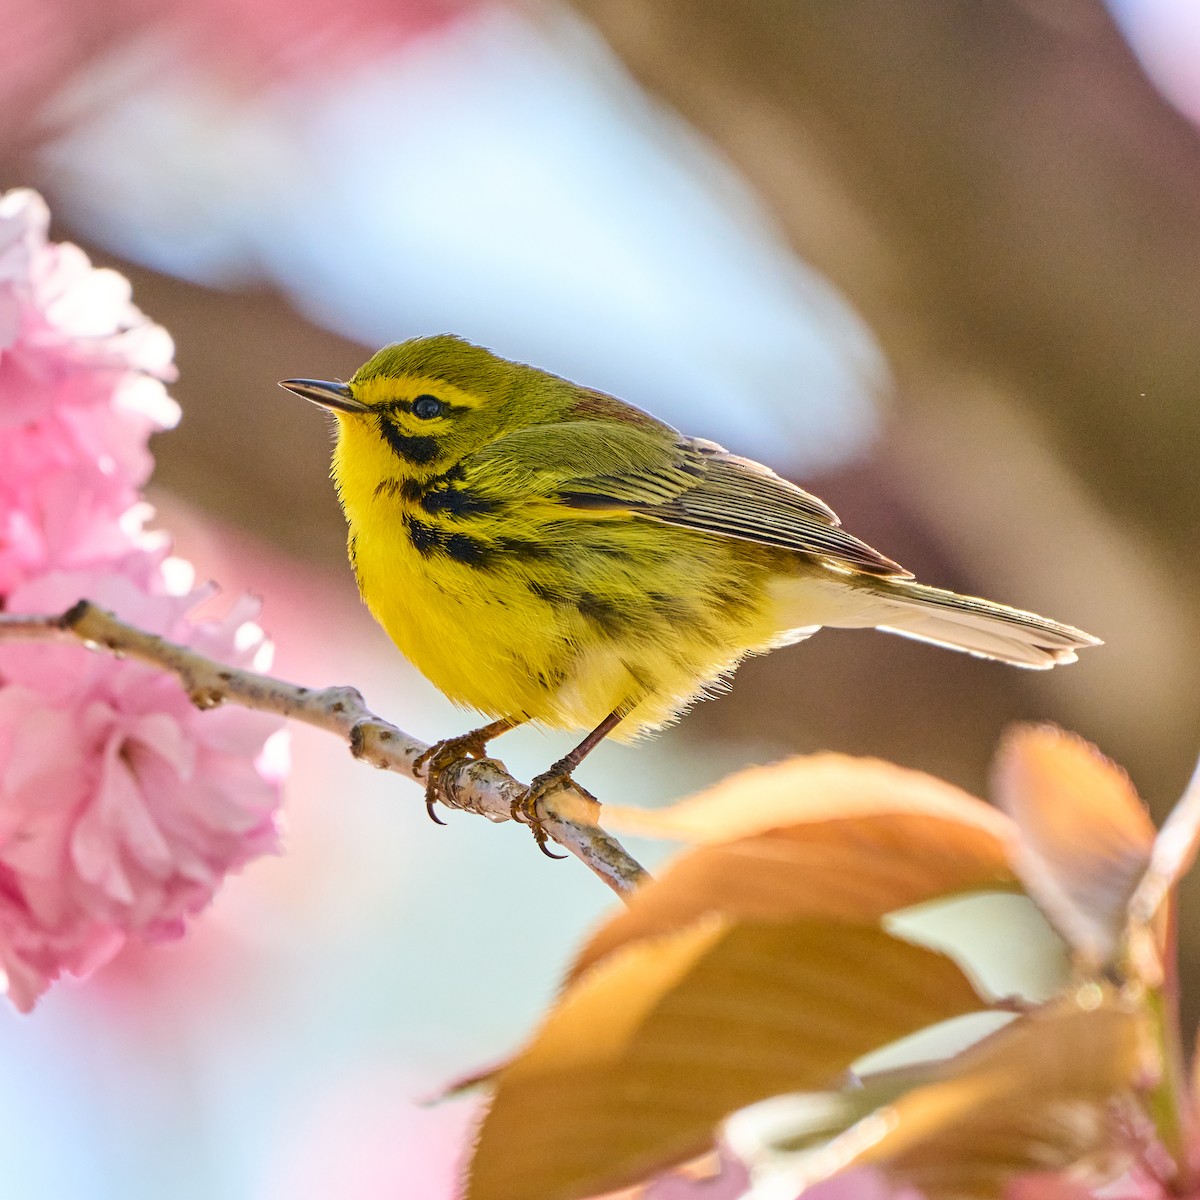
282, 335, 1098, 841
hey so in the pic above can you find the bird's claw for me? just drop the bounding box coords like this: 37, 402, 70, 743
511, 770, 576, 859
414, 733, 493, 823
415, 732, 588, 862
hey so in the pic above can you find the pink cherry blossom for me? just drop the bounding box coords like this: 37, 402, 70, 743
0, 568, 287, 1012
0, 188, 177, 592
0, 188, 288, 1010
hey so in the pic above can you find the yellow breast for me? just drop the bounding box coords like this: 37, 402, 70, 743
328, 398, 815, 732
352, 514, 575, 721
343, 484, 795, 735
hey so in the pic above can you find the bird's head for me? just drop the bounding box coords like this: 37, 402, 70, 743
281, 335, 555, 500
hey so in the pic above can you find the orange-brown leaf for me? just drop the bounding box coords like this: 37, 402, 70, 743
572, 811, 1016, 983
606, 754, 1012, 845
791, 990, 1148, 1200
465, 919, 988, 1200
991, 726, 1155, 966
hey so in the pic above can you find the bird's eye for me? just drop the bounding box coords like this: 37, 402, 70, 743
411, 394, 446, 420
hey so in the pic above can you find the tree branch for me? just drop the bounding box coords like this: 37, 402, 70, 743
0, 601, 650, 898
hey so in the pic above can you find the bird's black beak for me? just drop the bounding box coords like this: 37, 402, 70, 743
278, 378, 370, 414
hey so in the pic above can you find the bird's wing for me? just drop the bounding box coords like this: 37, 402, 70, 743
463, 421, 909, 578
640, 443, 911, 577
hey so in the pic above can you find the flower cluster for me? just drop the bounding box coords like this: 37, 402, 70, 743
0, 188, 287, 1011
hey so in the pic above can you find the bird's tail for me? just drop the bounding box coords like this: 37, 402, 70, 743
824, 577, 1101, 669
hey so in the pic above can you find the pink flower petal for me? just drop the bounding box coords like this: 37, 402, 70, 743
0, 188, 288, 1010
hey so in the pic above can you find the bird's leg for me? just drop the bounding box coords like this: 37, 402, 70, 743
516, 709, 627, 858
415, 717, 522, 823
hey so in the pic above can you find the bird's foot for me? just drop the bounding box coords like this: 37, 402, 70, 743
511, 768, 594, 860
414, 731, 495, 823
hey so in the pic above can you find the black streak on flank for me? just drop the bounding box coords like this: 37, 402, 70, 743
375, 466, 479, 508
528, 579, 565, 604
405, 517, 442, 557
445, 533, 491, 566
404, 516, 492, 568
500, 536, 553, 561
590, 540, 633, 560
377, 414, 441, 464
576, 591, 623, 635
420, 488, 498, 518
712, 583, 754, 619
374, 478, 405, 500
648, 591, 692, 623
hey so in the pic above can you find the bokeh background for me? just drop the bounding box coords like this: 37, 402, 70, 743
3, 0, 1199, 1196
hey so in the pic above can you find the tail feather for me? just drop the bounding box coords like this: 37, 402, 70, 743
851, 579, 1100, 670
